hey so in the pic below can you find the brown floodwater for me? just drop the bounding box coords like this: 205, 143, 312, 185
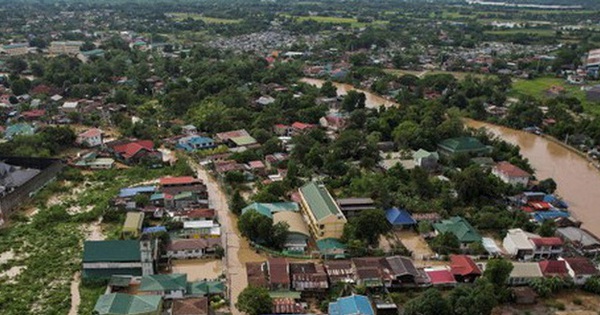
302, 78, 600, 237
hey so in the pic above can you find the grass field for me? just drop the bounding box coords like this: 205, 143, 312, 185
167, 12, 242, 24
511, 77, 600, 115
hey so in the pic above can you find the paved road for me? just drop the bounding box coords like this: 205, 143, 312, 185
193, 161, 264, 315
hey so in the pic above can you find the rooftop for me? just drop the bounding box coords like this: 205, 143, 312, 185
139, 273, 187, 292
433, 216, 482, 243
328, 295, 374, 315
94, 293, 162, 315
299, 182, 345, 222
83, 240, 140, 263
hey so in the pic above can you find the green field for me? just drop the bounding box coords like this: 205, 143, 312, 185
511, 77, 600, 115
167, 12, 242, 24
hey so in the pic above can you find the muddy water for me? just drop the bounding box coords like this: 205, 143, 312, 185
465, 119, 600, 237
194, 163, 264, 315
302, 78, 600, 237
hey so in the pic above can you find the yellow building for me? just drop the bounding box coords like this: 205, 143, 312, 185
49, 41, 83, 55
122, 212, 144, 238
298, 182, 347, 240
2, 43, 29, 56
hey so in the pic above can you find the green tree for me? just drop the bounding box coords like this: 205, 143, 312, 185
342, 90, 366, 112
448, 278, 497, 315
430, 232, 461, 255
483, 258, 513, 299
320, 80, 338, 97
404, 288, 451, 315
538, 178, 557, 194
230, 190, 246, 215
236, 286, 273, 315
536, 219, 556, 237
238, 210, 273, 243
343, 209, 391, 246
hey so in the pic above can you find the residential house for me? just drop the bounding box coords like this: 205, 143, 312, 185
317, 238, 347, 260
425, 268, 457, 287
109, 140, 162, 164
492, 161, 530, 186
246, 262, 269, 288
116, 186, 157, 209
159, 176, 208, 203
413, 149, 439, 170
437, 137, 491, 157
181, 124, 198, 135
328, 295, 374, 315
272, 297, 305, 314
181, 221, 220, 239
256, 96, 276, 106
172, 297, 210, 315
139, 274, 187, 299
298, 182, 347, 240
503, 229, 563, 261
353, 256, 428, 289
267, 258, 290, 290
324, 260, 354, 284
165, 238, 221, 259
273, 211, 310, 253
74, 152, 115, 170
556, 227, 600, 256
320, 114, 347, 132
82, 239, 155, 279
336, 198, 376, 219
76, 128, 103, 147
247, 160, 266, 176
61, 101, 80, 113
187, 280, 225, 298
432, 216, 482, 247
507, 262, 543, 286
94, 293, 162, 315
562, 257, 598, 285
215, 129, 258, 149
5, 123, 35, 139
291, 122, 316, 135
450, 254, 481, 283
290, 262, 329, 293
49, 41, 83, 55
177, 136, 216, 152
274, 124, 293, 137
539, 260, 569, 278
122, 212, 144, 238
20, 109, 46, 121
385, 207, 417, 229
172, 208, 216, 222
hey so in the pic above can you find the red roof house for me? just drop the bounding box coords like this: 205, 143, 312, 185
111, 140, 161, 164
160, 176, 199, 186
20, 109, 46, 120
539, 260, 568, 278
291, 122, 316, 135
563, 257, 599, 285
492, 161, 531, 186
268, 258, 290, 290
450, 255, 481, 283
426, 269, 457, 287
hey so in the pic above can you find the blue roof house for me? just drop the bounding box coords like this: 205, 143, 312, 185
176, 136, 216, 152
329, 295, 374, 315
386, 207, 416, 228
532, 210, 569, 223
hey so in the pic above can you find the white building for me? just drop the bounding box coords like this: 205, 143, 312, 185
560, 257, 599, 285
492, 161, 530, 186
76, 128, 103, 147
503, 229, 563, 261
165, 238, 221, 259
61, 101, 80, 113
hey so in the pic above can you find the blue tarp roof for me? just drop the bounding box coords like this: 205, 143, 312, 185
143, 226, 167, 234
386, 207, 416, 226
543, 195, 569, 209
532, 210, 570, 223
329, 295, 374, 315
119, 186, 156, 198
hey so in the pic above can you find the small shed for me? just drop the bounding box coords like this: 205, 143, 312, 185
122, 212, 144, 238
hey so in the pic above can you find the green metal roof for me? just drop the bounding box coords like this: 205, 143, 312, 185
413, 149, 439, 160
187, 280, 226, 296
438, 137, 488, 154
109, 275, 133, 287
139, 274, 187, 292
94, 293, 162, 315
230, 135, 257, 146
174, 191, 194, 200
83, 240, 141, 263
432, 216, 482, 243
123, 212, 144, 232
269, 290, 302, 299
317, 238, 346, 252
241, 202, 300, 218
83, 268, 142, 279
299, 182, 343, 221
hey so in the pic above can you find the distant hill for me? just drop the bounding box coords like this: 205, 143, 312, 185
466, 0, 600, 9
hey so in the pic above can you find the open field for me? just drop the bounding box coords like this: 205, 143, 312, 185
167, 12, 242, 24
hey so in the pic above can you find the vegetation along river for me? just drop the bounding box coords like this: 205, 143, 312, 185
301, 78, 600, 236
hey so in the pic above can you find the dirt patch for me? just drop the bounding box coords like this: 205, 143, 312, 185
0, 266, 26, 281
172, 259, 224, 281
395, 230, 434, 260
0, 250, 15, 264
68, 272, 81, 315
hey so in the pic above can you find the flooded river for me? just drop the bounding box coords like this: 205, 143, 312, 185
302, 78, 600, 236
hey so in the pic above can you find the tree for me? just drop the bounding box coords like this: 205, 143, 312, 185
342, 90, 366, 112
269, 222, 289, 251
536, 219, 556, 237
483, 258, 513, 299
320, 81, 338, 97
404, 288, 451, 315
236, 286, 273, 315
538, 178, 557, 194
430, 232, 461, 255
238, 210, 273, 244
448, 278, 497, 315
230, 190, 246, 215
343, 209, 391, 246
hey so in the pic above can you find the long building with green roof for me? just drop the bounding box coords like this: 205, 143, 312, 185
298, 181, 346, 240
241, 202, 300, 218
437, 137, 492, 157
432, 216, 482, 245
94, 293, 162, 315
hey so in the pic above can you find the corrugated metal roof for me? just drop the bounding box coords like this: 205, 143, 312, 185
299, 182, 344, 221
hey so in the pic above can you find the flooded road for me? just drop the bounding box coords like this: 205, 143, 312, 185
193, 161, 264, 315
302, 78, 600, 237
465, 119, 600, 236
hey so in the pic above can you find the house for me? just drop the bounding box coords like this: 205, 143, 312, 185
61, 101, 80, 112
94, 293, 162, 315
502, 229, 563, 261
291, 122, 316, 135
186, 280, 226, 297
328, 295, 374, 315
74, 152, 115, 170
432, 216, 482, 246
20, 109, 46, 121
492, 161, 530, 186
76, 128, 103, 147
273, 211, 310, 253
450, 254, 481, 283
110, 140, 162, 164
272, 297, 304, 314
4, 123, 35, 139
437, 137, 491, 157
425, 269, 457, 287
165, 238, 221, 259
247, 160, 266, 175
256, 96, 276, 106
215, 129, 258, 148
122, 212, 144, 238
50, 94, 63, 102
298, 182, 347, 240
561, 257, 598, 285
177, 136, 216, 152
139, 274, 187, 299
556, 227, 600, 256
336, 198, 376, 218
173, 208, 216, 222
159, 176, 208, 202
49, 41, 83, 54
82, 239, 155, 279
320, 114, 347, 132
181, 124, 198, 135
267, 258, 290, 290
385, 207, 416, 229
352, 256, 428, 288
181, 221, 221, 239
507, 262, 543, 286
317, 238, 347, 260
241, 202, 300, 218
246, 262, 269, 288
413, 149, 439, 170
538, 260, 569, 278
172, 297, 210, 315
274, 124, 293, 137
324, 260, 354, 284
290, 262, 329, 292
